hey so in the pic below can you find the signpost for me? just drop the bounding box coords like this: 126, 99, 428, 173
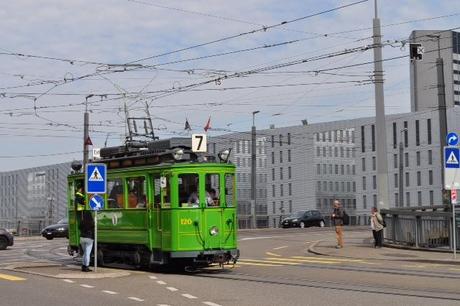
444, 133, 459, 259
85, 163, 107, 272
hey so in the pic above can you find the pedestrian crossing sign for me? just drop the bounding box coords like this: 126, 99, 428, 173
445, 147, 460, 169
85, 163, 107, 194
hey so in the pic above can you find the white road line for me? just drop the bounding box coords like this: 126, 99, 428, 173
182, 293, 198, 299
157, 304, 171, 306
157, 280, 167, 285
166, 287, 178, 292
102, 290, 118, 295
203, 302, 222, 306
62, 279, 74, 283
80, 284, 95, 288
128, 297, 144, 302
149, 275, 158, 280
273, 246, 288, 250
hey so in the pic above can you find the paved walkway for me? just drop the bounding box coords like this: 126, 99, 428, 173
309, 231, 460, 265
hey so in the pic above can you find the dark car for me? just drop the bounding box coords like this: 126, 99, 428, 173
281, 210, 325, 228
41, 218, 68, 240
0, 228, 14, 250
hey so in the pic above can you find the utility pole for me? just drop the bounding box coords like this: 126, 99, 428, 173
399, 129, 407, 207
83, 95, 93, 169
373, 0, 390, 209
251, 111, 260, 229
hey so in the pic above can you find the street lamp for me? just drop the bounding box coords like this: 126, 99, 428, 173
399, 128, 407, 207
251, 111, 260, 229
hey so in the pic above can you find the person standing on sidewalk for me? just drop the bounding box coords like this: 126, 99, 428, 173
331, 200, 344, 249
79, 210, 94, 272
370, 207, 384, 248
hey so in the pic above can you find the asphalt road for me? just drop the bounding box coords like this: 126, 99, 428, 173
1, 228, 460, 306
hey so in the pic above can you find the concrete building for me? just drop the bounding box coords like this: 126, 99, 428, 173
410, 30, 460, 111
0, 162, 71, 233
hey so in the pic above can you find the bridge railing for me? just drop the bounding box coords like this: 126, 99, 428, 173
382, 206, 459, 250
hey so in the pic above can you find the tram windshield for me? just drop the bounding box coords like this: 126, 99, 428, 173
178, 174, 199, 208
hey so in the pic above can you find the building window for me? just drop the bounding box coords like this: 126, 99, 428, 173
316, 133, 320, 142
429, 170, 433, 185
271, 152, 275, 164
316, 164, 320, 175
416, 151, 420, 166
289, 200, 292, 213
372, 156, 376, 171
271, 135, 275, 147
418, 191, 422, 206
395, 192, 399, 207
280, 184, 284, 196
316, 199, 321, 209
415, 120, 420, 146
430, 190, 434, 206
317, 181, 321, 191
272, 185, 276, 197
272, 168, 275, 181
372, 175, 377, 189
288, 183, 292, 196
353, 182, 356, 192
272, 202, 276, 214
405, 152, 409, 167
287, 133, 291, 145
406, 192, 410, 207
279, 135, 283, 146
362, 176, 367, 190
363, 195, 367, 209
394, 173, 398, 188
341, 165, 344, 175
405, 172, 410, 187
288, 167, 292, 179
280, 167, 284, 180
373, 194, 377, 207
335, 164, 339, 174
288, 150, 291, 162
427, 119, 432, 145
404, 121, 408, 147
417, 171, 421, 186
323, 147, 326, 157
335, 181, 339, 192
428, 150, 432, 165
361, 125, 365, 152
393, 154, 398, 169
280, 151, 283, 163
316, 147, 320, 157
393, 122, 397, 149
362, 158, 366, 171
371, 124, 376, 152
352, 165, 356, 175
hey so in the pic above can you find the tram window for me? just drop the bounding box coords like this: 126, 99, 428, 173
107, 178, 124, 209
225, 174, 235, 207
205, 174, 220, 207
152, 175, 161, 208
72, 180, 84, 209
126, 177, 147, 209
161, 176, 171, 208
178, 174, 199, 208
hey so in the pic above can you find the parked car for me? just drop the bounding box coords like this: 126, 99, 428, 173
0, 228, 14, 250
41, 218, 68, 240
281, 210, 325, 228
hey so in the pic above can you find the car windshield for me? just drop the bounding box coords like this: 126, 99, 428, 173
57, 218, 68, 224
290, 211, 305, 218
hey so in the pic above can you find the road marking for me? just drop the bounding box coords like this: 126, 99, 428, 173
203, 302, 222, 306
241, 259, 299, 265
149, 275, 158, 280
80, 284, 95, 288
182, 293, 198, 299
157, 304, 171, 306
237, 262, 282, 267
128, 297, 144, 302
157, 280, 167, 285
102, 290, 118, 295
62, 279, 74, 283
273, 246, 288, 250
265, 252, 281, 257
292, 256, 364, 263
266, 257, 342, 265
0, 273, 26, 281
166, 287, 178, 292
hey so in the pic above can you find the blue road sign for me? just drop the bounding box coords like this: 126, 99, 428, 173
447, 132, 459, 146
89, 194, 104, 211
86, 163, 107, 194
445, 147, 460, 169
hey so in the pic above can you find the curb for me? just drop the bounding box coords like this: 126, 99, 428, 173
308, 239, 460, 265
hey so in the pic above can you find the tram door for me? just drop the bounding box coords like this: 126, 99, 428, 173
159, 173, 172, 250
68, 179, 83, 246
204, 173, 225, 248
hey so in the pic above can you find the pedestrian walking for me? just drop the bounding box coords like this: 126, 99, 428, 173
370, 207, 384, 248
331, 200, 344, 248
79, 210, 94, 272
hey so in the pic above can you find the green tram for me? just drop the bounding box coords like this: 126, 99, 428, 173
67, 138, 239, 268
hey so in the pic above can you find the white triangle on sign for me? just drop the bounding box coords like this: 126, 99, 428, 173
88, 167, 103, 181
446, 151, 459, 165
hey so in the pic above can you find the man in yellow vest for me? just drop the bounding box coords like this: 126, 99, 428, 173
75, 185, 85, 211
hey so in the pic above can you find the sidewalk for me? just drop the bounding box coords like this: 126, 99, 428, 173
4, 262, 131, 279
309, 232, 460, 265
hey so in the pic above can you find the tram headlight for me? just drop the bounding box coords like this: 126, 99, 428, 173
209, 226, 219, 236
218, 149, 231, 163
173, 149, 184, 160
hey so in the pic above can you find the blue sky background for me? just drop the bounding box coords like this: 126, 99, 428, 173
1, 0, 460, 170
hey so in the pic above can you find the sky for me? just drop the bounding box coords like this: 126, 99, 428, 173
1, 0, 459, 171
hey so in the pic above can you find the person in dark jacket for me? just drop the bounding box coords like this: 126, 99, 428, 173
79, 210, 94, 272
331, 200, 344, 248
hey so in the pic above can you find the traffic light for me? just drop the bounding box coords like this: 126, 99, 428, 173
410, 43, 424, 61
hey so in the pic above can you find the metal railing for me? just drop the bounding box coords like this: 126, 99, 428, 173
382, 206, 457, 250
